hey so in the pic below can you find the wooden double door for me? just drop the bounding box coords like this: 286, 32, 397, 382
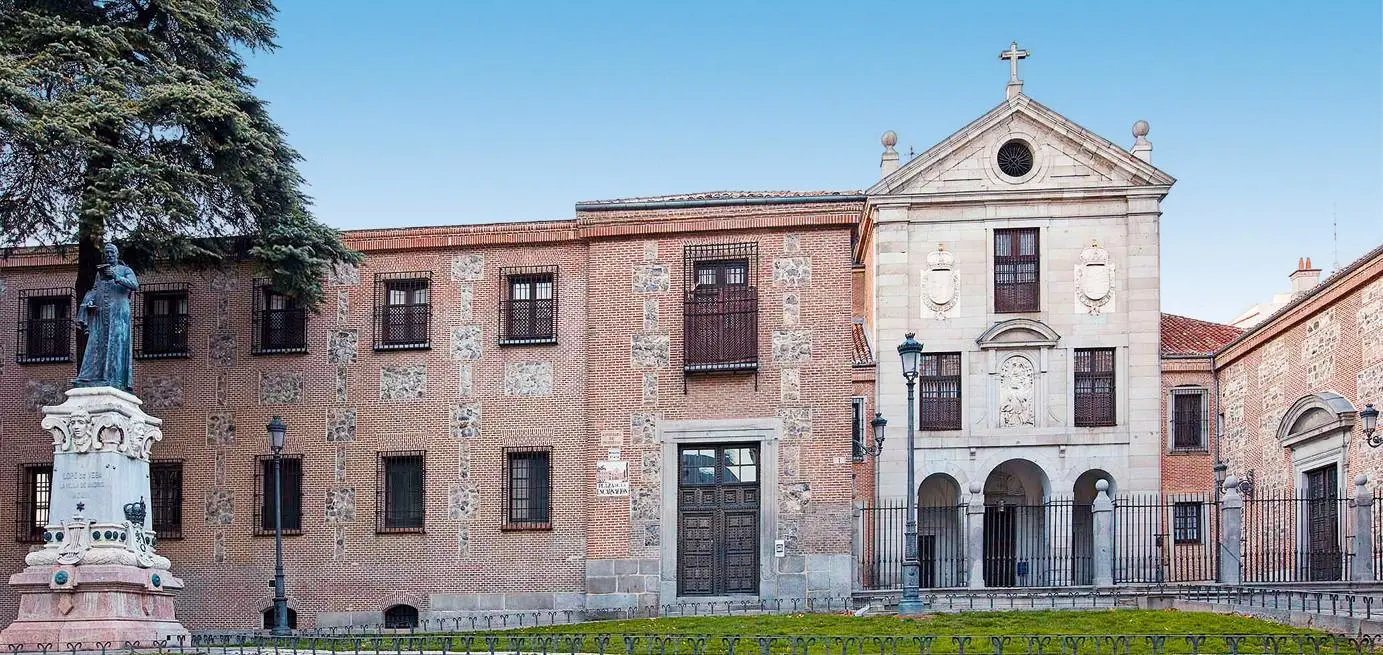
677, 444, 760, 596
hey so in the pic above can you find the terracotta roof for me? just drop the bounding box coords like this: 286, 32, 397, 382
852, 319, 875, 367
1161, 313, 1243, 356
578, 190, 862, 206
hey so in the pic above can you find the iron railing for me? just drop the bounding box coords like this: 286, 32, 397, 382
499, 266, 558, 345
252, 279, 308, 355
14, 463, 52, 543
377, 451, 426, 533
1241, 487, 1350, 583
683, 242, 759, 377
858, 499, 968, 590
1113, 493, 1218, 584
502, 446, 552, 530
134, 283, 191, 358
253, 455, 304, 536
150, 460, 184, 539
16, 288, 73, 363
994, 227, 1039, 312
374, 272, 432, 350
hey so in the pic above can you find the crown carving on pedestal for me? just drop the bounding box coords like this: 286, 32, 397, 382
926, 243, 954, 268
1080, 240, 1109, 265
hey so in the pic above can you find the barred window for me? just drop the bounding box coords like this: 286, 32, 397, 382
136, 285, 190, 358
499, 266, 558, 345
15, 464, 52, 543
150, 460, 184, 538
384, 604, 419, 629
18, 289, 73, 363
377, 451, 425, 532
374, 273, 431, 350
254, 455, 303, 535
252, 281, 307, 354
503, 447, 552, 530
1173, 502, 1202, 544
994, 228, 1039, 312
851, 398, 866, 461
919, 353, 962, 430
1074, 348, 1116, 427
684, 243, 759, 374
1171, 388, 1209, 451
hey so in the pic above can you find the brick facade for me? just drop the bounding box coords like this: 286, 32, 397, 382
0, 194, 865, 628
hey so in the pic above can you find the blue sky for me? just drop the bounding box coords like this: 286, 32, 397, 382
247, 1, 1381, 323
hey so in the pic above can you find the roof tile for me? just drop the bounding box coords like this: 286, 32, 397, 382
1161, 313, 1243, 356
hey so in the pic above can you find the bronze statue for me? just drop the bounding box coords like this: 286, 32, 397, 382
73, 243, 138, 391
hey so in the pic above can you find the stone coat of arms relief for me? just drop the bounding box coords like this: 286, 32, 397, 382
1075, 240, 1114, 316
922, 244, 959, 319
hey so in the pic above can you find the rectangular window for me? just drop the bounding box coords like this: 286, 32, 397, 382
15, 464, 52, 543
136, 285, 190, 358
499, 266, 558, 345
252, 281, 307, 354
374, 273, 432, 350
377, 451, 425, 532
684, 243, 759, 373
18, 289, 73, 363
503, 447, 552, 530
851, 398, 866, 461
255, 455, 303, 535
919, 353, 963, 430
994, 228, 1040, 312
1074, 348, 1116, 427
1172, 388, 1209, 451
150, 460, 184, 538
1173, 502, 1202, 544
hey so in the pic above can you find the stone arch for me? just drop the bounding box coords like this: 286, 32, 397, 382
981, 458, 1050, 503
1071, 469, 1114, 585
261, 606, 298, 630
384, 604, 420, 629
976, 318, 1061, 350
1277, 392, 1357, 447
980, 459, 1052, 588
916, 473, 964, 588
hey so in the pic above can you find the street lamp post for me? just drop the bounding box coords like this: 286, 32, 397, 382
1362, 404, 1380, 448
896, 333, 925, 615
862, 412, 887, 459
267, 416, 290, 636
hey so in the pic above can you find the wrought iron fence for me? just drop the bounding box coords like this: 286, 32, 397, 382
1241, 488, 1351, 583
1113, 493, 1218, 584
858, 499, 966, 590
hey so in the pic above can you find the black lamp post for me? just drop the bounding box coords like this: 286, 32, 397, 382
860, 412, 887, 459
267, 415, 290, 636
1362, 404, 1380, 448
896, 332, 924, 615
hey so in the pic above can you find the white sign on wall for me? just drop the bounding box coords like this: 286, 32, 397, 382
596, 460, 630, 497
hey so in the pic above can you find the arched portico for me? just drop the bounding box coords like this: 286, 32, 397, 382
1071, 469, 1114, 585
917, 473, 964, 588
981, 459, 1050, 587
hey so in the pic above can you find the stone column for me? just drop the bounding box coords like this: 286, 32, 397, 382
1353, 475, 1373, 583
966, 482, 985, 588
1091, 480, 1114, 587
1219, 476, 1243, 586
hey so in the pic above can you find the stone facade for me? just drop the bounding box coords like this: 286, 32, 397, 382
0, 194, 861, 629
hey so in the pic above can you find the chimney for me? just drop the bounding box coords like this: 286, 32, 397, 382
880, 130, 900, 178
1290, 256, 1321, 296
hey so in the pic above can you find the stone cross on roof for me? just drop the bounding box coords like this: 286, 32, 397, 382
999, 41, 1030, 98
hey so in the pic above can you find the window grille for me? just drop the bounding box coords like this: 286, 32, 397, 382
1074, 348, 1116, 427
383, 604, 419, 629
251, 280, 308, 355
851, 398, 866, 461
253, 455, 303, 535
261, 607, 298, 630
150, 460, 184, 539
502, 446, 552, 530
376, 451, 425, 533
1171, 388, 1210, 451
134, 283, 191, 359
919, 353, 962, 430
683, 242, 759, 377
994, 228, 1039, 312
1173, 502, 1202, 544
498, 266, 558, 345
15, 463, 52, 543
373, 272, 432, 350
17, 289, 73, 364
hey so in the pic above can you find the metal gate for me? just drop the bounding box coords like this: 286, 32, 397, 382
677, 444, 760, 595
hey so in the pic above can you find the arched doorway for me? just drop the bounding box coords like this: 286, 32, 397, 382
982, 459, 1049, 587
917, 473, 963, 588
1071, 469, 1113, 585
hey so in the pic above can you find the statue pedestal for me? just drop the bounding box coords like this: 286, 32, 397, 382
0, 387, 189, 647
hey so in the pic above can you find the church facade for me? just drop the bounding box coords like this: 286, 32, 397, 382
860, 62, 1174, 587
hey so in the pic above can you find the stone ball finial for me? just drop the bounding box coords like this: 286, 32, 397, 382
1132, 120, 1150, 138
968, 481, 982, 495
1223, 475, 1239, 491
1357, 474, 1369, 487
882, 130, 898, 148
1095, 479, 1109, 492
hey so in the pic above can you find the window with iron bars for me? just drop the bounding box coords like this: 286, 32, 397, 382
253, 455, 303, 535
135, 284, 190, 359
683, 243, 758, 374
376, 451, 425, 533
150, 460, 184, 539
374, 273, 431, 350
252, 281, 307, 354
17, 289, 73, 364
1074, 348, 1116, 427
919, 353, 962, 430
851, 397, 866, 461
502, 447, 552, 530
1172, 501, 1202, 544
384, 605, 419, 629
994, 228, 1040, 313
1171, 388, 1209, 451
498, 266, 558, 345
15, 463, 52, 543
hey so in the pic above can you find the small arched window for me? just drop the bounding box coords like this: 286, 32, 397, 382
384, 604, 419, 629
261, 607, 297, 630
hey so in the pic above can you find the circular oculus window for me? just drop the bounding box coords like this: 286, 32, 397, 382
996, 140, 1034, 178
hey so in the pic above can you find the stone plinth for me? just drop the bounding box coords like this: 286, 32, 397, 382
0, 387, 188, 647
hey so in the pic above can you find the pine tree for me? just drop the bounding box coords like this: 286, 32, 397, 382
0, 0, 361, 314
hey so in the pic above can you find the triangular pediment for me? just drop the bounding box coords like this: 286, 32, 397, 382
867, 95, 1174, 197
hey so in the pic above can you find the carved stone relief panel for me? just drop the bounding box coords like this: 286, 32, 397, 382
1074, 240, 1114, 316
997, 355, 1036, 428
